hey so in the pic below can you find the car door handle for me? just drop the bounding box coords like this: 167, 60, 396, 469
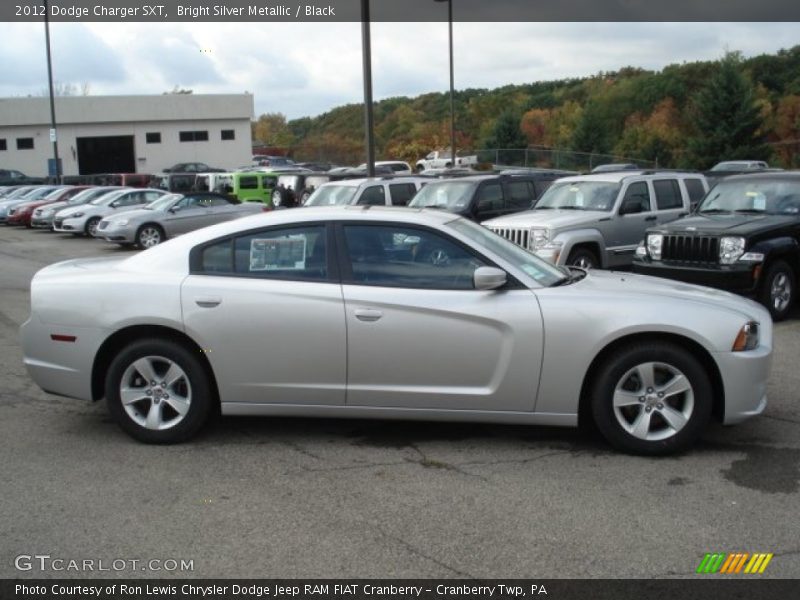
644, 215, 657, 221
195, 296, 222, 308
354, 309, 383, 322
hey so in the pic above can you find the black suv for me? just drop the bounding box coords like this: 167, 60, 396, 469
407, 171, 572, 222
633, 172, 800, 320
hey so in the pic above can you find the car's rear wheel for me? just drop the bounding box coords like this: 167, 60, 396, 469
759, 260, 795, 321
85, 217, 101, 237
591, 343, 712, 455
567, 247, 598, 269
105, 339, 213, 443
136, 224, 165, 249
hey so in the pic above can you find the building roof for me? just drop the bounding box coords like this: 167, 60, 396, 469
0, 94, 254, 127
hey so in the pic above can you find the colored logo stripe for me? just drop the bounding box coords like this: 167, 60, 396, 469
697, 553, 773, 574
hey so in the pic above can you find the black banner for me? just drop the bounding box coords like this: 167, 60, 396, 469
3, 0, 800, 23
1, 580, 798, 600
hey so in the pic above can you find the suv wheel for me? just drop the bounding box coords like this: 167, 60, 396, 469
591, 343, 712, 455
105, 339, 213, 443
567, 247, 598, 269
759, 260, 795, 321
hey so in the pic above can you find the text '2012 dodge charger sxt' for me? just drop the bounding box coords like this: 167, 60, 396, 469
20, 206, 772, 454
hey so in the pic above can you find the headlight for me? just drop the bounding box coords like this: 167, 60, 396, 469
530, 227, 550, 250
719, 236, 746, 264
732, 321, 759, 352
647, 234, 663, 260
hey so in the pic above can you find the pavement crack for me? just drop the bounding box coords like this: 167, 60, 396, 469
301, 461, 408, 473
375, 526, 475, 578
406, 444, 489, 482
459, 450, 574, 468
763, 414, 800, 426
282, 440, 324, 460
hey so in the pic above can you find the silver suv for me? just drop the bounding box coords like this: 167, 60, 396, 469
483, 171, 708, 269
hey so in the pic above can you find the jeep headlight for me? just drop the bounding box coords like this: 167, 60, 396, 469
530, 227, 550, 250
647, 234, 663, 260
720, 236, 745, 265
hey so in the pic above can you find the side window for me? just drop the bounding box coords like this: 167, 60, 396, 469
621, 182, 651, 212
534, 179, 554, 197
233, 226, 327, 281
342, 225, 487, 290
389, 183, 416, 206
683, 178, 706, 206
357, 185, 386, 206
200, 239, 233, 273
653, 179, 683, 210
207, 196, 231, 206
239, 176, 259, 190
507, 181, 535, 210
475, 183, 504, 212
119, 193, 142, 206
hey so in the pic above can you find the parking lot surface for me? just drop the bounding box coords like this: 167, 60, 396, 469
1, 226, 798, 579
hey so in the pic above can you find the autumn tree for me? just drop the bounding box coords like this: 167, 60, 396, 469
480, 110, 528, 164
686, 52, 770, 168
252, 112, 295, 147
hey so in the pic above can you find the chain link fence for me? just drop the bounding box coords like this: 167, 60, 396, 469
472, 146, 657, 171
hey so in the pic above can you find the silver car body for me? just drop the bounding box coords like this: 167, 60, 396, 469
484, 172, 708, 268
22, 207, 769, 433
30, 187, 128, 229
53, 189, 166, 235
96, 192, 265, 244
304, 177, 428, 207
0, 186, 63, 221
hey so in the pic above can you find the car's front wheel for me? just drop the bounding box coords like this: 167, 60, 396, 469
85, 217, 101, 237
759, 260, 795, 321
567, 247, 598, 269
591, 342, 712, 455
105, 339, 213, 443
136, 224, 165, 249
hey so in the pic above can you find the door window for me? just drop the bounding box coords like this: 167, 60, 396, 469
388, 183, 416, 206
620, 182, 651, 213
357, 185, 386, 206
342, 225, 487, 290
507, 181, 535, 210
475, 183, 504, 212
653, 179, 683, 210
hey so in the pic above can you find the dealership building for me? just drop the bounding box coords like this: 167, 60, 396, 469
0, 94, 254, 177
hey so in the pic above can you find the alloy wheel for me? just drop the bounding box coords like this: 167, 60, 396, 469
119, 356, 192, 431
770, 272, 792, 313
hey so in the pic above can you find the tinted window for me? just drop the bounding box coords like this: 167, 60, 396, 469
239, 176, 259, 190
0, 139, 6, 151
342, 225, 487, 290
233, 226, 327, 281
684, 179, 706, 205
221, 129, 235, 140
146, 132, 161, 144
475, 183, 504, 212
507, 181, 535, 209
16, 138, 34, 150
653, 179, 682, 210
179, 131, 209, 142
533, 179, 554, 197
388, 183, 416, 206
201, 239, 233, 273
621, 182, 651, 212
358, 185, 386, 206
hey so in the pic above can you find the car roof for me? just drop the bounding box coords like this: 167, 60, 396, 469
556, 171, 702, 184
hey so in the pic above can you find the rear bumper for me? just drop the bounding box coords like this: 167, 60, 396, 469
632, 259, 759, 295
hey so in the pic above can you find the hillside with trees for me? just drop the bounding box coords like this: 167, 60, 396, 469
251, 47, 800, 169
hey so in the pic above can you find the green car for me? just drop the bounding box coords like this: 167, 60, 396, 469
229, 171, 280, 206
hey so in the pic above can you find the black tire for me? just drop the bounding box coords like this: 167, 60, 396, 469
759, 260, 795, 321
105, 339, 214, 444
590, 342, 712, 455
84, 217, 101, 237
135, 224, 165, 249
567, 247, 599, 269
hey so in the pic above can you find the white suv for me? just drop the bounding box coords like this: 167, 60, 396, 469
303, 177, 427, 208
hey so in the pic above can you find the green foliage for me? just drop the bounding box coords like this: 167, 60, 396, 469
252, 46, 799, 167
686, 52, 771, 169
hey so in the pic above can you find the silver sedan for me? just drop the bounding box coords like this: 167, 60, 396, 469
96, 192, 266, 248
20, 207, 772, 454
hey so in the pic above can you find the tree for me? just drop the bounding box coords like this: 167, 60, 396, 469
686, 52, 770, 169
571, 101, 611, 154
480, 110, 528, 164
252, 112, 295, 147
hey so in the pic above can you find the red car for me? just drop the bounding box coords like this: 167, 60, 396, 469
7, 186, 93, 227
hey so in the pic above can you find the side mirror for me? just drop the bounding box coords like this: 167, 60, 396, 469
619, 198, 643, 215
169, 206, 181, 213
474, 266, 507, 290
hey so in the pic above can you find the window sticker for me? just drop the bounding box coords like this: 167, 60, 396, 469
746, 191, 766, 210
249, 236, 306, 271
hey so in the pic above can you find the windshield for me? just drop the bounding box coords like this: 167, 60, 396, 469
146, 194, 181, 210
535, 181, 619, 211
90, 190, 127, 205
408, 181, 476, 209
449, 218, 565, 287
23, 187, 59, 200
697, 179, 800, 215
67, 187, 111, 205
305, 185, 358, 206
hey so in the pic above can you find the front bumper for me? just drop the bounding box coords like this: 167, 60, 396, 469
97, 223, 136, 243
714, 345, 772, 425
31, 215, 54, 228
53, 217, 86, 233
632, 259, 760, 295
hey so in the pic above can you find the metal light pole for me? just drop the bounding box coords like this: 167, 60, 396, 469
435, 0, 456, 166
43, 0, 61, 182
361, 0, 376, 177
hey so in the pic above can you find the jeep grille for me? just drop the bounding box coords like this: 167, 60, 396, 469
487, 226, 531, 250
662, 235, 719, 263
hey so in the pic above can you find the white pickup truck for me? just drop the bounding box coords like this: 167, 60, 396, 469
415, 150, 478, 172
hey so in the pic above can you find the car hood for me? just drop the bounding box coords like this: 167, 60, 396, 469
653, 213, 797, 236
102, 207, 158, 222
570, 269, 768, 322
57, 204, 111, 218
484, 209, 610, 230
37, 201, 68, 213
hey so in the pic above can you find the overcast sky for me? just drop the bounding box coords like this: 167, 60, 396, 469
0, 22, 797, 119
